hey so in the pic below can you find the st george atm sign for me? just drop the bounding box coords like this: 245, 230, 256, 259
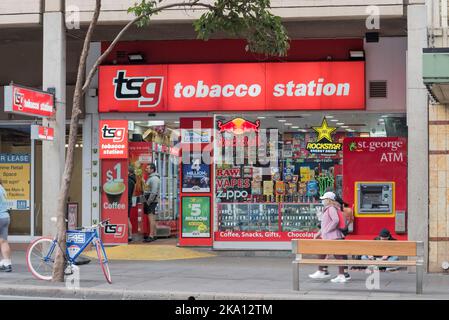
99, 62, 365, 112
4, 85, 55, 118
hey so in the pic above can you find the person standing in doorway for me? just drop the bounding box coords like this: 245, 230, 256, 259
143, 163, 160, 243
0, 180, 12, 272
128, 165, 137, 243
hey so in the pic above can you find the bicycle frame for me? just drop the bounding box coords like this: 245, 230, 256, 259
44, 228, 104, 264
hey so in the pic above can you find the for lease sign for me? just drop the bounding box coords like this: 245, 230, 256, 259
0, 154, 31, 210
4, 85, 55, 118
99, 61, 365, 112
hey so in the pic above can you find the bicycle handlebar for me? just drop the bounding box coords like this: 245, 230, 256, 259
74, 219, 111, 231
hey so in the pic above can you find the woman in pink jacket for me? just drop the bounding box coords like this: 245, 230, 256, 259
308, 191, 350, 283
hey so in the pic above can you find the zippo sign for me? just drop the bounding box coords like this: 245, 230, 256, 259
99, 120, 128, 159
4, 85, 55, 118
99, 62, 365, 112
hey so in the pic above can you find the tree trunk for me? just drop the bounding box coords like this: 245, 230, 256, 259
50, 0, 280, 282
52, 0, 102, 282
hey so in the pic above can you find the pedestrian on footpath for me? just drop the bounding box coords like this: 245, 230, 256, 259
143, 163, 160, 243
309, 191, 350, 283
0, 180, 12, 272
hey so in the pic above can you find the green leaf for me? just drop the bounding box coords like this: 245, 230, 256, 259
129, 0, 290, 57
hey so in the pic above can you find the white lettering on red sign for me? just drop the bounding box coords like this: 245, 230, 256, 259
99, 121, 128, 159
113, 70, 163, 107
173, 81, 262, 98
273, 79, 350, 97
358, 140, 404, 152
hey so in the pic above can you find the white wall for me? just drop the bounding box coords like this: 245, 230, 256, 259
365, 37, 407, 112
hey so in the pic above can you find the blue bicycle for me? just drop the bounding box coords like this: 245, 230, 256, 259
26, 219, 112, 284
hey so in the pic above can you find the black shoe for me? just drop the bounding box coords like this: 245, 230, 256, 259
128, 238, 133, 243
143, 237, 154, 243
344, 272, 351, 280
0, 265, 12, 273
74, 256, 91, 266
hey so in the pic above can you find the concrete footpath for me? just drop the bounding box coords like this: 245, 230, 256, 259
1, 248, 449, 300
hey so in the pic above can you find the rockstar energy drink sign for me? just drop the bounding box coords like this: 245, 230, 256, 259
306, 118, 342, 155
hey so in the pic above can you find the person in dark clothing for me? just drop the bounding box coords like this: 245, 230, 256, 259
128, 166, 137, 242
362, 228, 399, 271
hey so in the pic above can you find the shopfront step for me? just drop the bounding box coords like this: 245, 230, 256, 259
212, 250, 294, 258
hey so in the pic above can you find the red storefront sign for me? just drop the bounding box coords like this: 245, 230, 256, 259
99, 120, 128, 159
31, 125, 54, 141
4, 85, 55, 118
99, 62, 365, 112
214, 231, 317, 242
101, 159, 128, 244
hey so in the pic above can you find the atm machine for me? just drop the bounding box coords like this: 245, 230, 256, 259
342, 138, 407, 239
356, 182, 394, 214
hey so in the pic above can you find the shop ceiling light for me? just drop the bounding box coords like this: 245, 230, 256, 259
349, 50, 365, 59
331, 119, 339, 122
341, 125, 349, 128
292, 126, 299, 129
147, 121, 165, 126
381, 115, 389, 118
326, 116, 334, 119
285, 123, 293, 126
257, 116, 266, 119
337, 122, 344, 126
278, 119, 287, 122
128, 53, 145, 63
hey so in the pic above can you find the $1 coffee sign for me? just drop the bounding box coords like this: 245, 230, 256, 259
101, 159, 128, 244
99, 120, 129, 159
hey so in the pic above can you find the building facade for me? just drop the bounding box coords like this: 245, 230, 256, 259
0, 0, 444, 272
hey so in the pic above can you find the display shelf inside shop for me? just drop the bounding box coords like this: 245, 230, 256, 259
217, 202, 322, 232
281, 203, 322, 232
218, 203, 279, 232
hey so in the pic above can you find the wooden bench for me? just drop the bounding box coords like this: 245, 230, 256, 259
292, 239, 425, 294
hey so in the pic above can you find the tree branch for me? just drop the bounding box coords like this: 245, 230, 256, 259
82, 1, 215, 93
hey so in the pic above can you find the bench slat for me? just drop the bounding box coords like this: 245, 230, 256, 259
293, 240, 417, 257
294, 259, 417, 267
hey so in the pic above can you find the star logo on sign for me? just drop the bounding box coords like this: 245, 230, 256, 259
312, 118, 337, 143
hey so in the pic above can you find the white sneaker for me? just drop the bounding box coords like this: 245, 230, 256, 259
331, 274, 348, 283
309, 270, 331, 279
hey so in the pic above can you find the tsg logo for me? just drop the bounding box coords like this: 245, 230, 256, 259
102, 124, 125, 143
105, 223, 126, 238
14, 90, 24, 110
113, 70, 164, 108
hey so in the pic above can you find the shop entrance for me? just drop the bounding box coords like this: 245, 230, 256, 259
126, 117, 182, 243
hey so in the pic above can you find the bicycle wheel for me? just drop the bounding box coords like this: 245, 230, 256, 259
26, 237, 57, 281
95, 241, 112, 284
